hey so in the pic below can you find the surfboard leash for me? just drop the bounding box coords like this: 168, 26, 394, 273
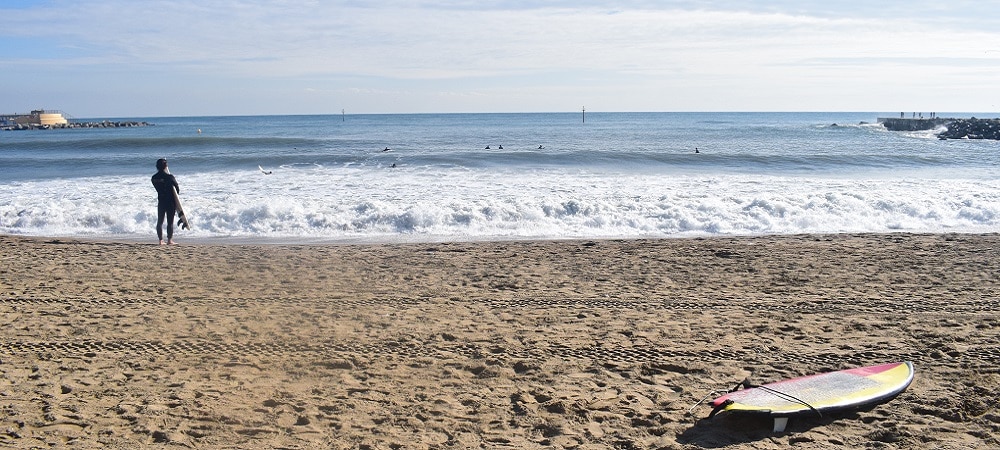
688, 389, 727, 417
734, 379, 823, 418
690, 378, 752, 418
707, 399, 733, 418
696, 378, 822, 419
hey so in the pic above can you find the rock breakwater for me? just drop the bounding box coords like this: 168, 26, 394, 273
936, 118, 1000, 140
878, 116, 1000, 140
1, 120, 151, 131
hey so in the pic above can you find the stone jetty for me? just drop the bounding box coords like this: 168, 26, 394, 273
877, 117, 951, 131
878, 116, 1000, 140
1, 119, 152, 131
2, 109, 153, 130
934, 118, 1000, 140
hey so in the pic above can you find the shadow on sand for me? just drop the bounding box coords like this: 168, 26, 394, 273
677, 411, 862, 448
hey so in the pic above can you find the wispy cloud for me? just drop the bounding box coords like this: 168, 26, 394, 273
3, 1, 991, 76
2, 0, 997, 114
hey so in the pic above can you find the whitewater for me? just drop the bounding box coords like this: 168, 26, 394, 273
2, 112, 999, 243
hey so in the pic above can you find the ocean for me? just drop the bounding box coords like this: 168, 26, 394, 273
2, 112, 999, 243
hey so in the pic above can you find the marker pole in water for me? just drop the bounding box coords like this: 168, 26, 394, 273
582, 106, 585, 123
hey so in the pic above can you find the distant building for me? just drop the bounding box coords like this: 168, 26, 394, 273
1, 109, 69, 126
2, 109, 149, 130
28, 109, 68, 125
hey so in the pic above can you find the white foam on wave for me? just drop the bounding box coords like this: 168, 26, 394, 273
3, 165, 1000, 242
902, 125, 949, 140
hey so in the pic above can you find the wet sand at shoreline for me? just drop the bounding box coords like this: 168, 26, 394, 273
1, 233, 998, 448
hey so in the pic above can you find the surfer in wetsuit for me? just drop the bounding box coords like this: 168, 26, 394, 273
151, 158, 180, 245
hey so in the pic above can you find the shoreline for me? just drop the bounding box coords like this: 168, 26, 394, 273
2, 232, 998, 448
5, 229, 998, 246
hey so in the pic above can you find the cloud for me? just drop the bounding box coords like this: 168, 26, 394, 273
4, 1, 994, 79
3, 1, 999, 114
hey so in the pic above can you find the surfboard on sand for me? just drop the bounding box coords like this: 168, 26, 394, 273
173, 187, 190, 230
707, 361, 914, 432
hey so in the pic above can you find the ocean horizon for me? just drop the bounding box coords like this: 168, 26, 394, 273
2, 112, 999, 243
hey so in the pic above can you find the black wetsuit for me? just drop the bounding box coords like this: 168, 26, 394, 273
151, 170, 179, 241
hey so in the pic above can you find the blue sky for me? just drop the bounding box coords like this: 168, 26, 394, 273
2, 0, 999, 117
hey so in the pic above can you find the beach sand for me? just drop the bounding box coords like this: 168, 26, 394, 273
1, 233, 998, 448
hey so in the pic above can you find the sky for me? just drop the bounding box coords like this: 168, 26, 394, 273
2, 0, 999, 117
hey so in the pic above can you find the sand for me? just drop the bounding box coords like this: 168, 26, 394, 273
1, 233, 998, 448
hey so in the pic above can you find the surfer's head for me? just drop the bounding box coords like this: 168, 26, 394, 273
156, 158, 168, 171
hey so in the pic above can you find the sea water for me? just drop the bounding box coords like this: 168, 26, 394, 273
2, 112, 999, 243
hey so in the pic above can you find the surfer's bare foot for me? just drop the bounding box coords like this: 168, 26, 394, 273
168, 239, 176, 245
159, 240, 165, 245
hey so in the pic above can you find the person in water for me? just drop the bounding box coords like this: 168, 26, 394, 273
151, 158, 180, 245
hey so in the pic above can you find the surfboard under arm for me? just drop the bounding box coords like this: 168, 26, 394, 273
172, 187, 190, 230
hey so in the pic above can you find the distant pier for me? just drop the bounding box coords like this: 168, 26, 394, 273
877, 117, 952, 131
878, 116, 1000, 140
